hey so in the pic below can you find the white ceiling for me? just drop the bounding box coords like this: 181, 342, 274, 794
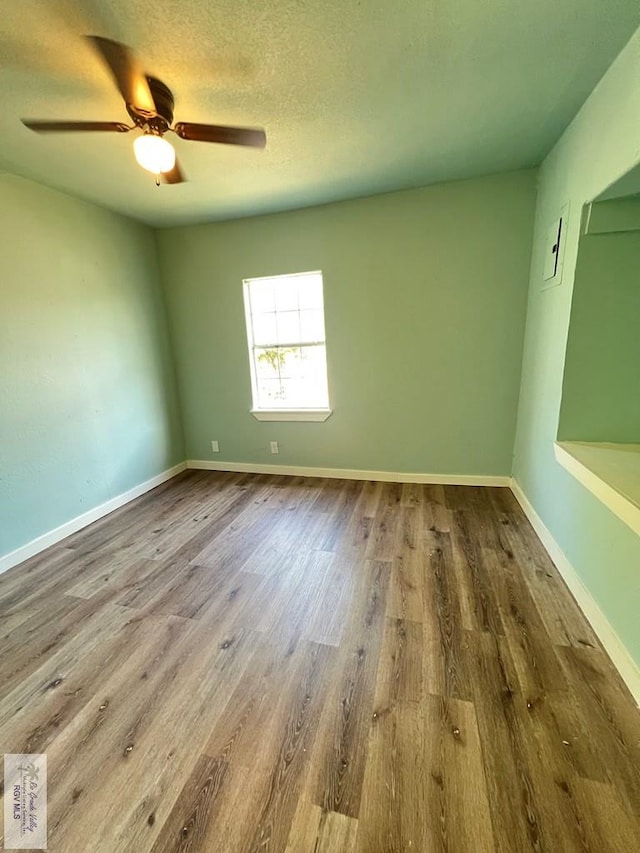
1, 1, 638, 227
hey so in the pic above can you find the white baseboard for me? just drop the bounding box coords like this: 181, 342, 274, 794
187, 459, 510, 487
510, 478, 640, 705
0, 462, 187, 576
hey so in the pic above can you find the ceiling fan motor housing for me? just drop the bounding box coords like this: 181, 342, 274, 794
127, 77, 175, 133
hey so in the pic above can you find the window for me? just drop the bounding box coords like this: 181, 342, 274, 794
243, 271, 331, 421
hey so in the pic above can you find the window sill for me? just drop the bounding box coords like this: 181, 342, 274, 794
250, 408, 332, 422
554, 441, 640, 537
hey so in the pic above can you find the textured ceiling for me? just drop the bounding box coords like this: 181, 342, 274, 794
1, 0, 639, 227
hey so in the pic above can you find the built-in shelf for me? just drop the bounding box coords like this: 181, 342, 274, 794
555, 441, 640, 537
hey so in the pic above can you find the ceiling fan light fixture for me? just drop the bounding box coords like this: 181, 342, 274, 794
22, 37, 265, 187
133, 133, 175, 174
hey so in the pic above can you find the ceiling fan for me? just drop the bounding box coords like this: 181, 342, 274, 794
21, 36, 267, 184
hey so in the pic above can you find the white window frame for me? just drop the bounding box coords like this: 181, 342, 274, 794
242, 270, 332, 422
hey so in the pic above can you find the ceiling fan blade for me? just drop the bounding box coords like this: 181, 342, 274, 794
162, 158, 186, 184
173, 122, 266, 148
22, 120, 130, 133
87, 35, 156, 115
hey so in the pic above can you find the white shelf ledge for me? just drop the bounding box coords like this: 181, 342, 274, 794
250, 408, 332, 422
555, 441, 640, 537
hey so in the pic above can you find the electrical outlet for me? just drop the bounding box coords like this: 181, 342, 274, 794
270, 441, 279, 454
211, 440, 219, 453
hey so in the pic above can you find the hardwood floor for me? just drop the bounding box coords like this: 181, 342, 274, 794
1, 471, 639, 851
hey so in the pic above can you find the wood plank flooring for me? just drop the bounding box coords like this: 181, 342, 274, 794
1, 470, 639, 852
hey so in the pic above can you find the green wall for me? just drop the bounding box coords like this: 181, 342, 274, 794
559, 230, 640, 443
0, 174, 184, 559
157, 170, 536, 475
513, 27, 640, 664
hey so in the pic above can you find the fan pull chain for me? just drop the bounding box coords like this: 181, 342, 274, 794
155, 174, 160, 187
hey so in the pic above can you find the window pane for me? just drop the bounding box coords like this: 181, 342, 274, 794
254, 346, 300, 380
253, 344, 328, 408
276, 310, 302, 344
280, 373, 328, 407
278, 346, 304, 379
274, 279, 300, 311
251, 311, 277, 346
254, 347, 284, 380
256, 377, 286, 406
248, 281, 275, 314
297, 276, 324, 309
299, 308, 325, 341
299, 345, 329, 406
